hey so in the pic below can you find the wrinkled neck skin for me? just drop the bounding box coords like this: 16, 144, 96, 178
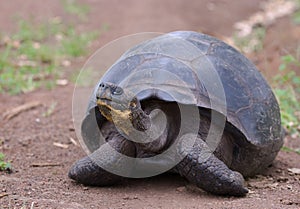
129, 106, 151, 132
98, 100, 181, 157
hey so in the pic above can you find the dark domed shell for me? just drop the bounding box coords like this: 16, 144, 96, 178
85, 31, 282, 149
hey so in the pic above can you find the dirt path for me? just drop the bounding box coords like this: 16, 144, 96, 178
0, 1, 300, 208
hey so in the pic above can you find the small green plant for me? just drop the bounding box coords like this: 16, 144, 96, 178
60, 26, 99, 57
273, 53, 300, 137
62, 0, 90, 20
233, 26, 266, 53
43, 101, 57, 117
0, 152, 11, 172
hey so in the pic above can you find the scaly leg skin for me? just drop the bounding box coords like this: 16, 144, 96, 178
68, 134, 135, 186
176, 137, 248, 196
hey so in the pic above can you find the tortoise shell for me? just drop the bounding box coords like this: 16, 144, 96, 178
82, 31, 283, 175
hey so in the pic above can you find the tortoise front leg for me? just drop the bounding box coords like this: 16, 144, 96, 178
176, 137, 248, 196
68, 134, 135, 186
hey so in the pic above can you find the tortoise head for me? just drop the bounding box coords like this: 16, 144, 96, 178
96, 82, 149, 132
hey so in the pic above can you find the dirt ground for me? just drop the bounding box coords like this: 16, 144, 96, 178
0, 0, 300, 208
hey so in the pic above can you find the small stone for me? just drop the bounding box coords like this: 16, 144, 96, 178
268, 182, 279, 188
122, 196, 130, 200
18, 138, 31, 146
291, 133, 298, 139
69, 126, 75, 131
56, 79, 69, 86
277, 176, 288, 183
33, 42, 41, 49
176, 186, 186, 192
288, 168, 300, 175
55, 34, 64, 41
12, 40, 20, 49
248, 189, 255, 194
61, 60, 71, 67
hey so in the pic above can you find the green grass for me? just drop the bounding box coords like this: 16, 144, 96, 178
273, 53, 300, 138
293, 11, 300, 24
0, 19, 99, 94
281, 146, 300, 155
0, 152, 11, 172
292, 0, 300, 24
60, 27, 99, 57
62, 0, 90, 20
233, 26, 266, 53
43, 101, 57, 117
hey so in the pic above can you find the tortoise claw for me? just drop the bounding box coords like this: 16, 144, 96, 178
176, 138, 248, 197
68, 156, 122, 186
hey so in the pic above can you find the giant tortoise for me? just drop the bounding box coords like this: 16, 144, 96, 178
69, 31, 283, 196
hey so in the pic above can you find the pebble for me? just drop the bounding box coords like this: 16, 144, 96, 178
288, 168, 300, 175
276, 176, 289, 183
122, 196, 130, 200
176, 186, 186, 192
69, 126, 75, 131
56, 79, 69, 86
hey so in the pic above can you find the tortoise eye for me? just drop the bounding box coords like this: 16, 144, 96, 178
111, 86, 123, 95
129, 98, 138, 108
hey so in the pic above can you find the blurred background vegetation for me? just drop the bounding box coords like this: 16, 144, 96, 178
0, 0, 100, 94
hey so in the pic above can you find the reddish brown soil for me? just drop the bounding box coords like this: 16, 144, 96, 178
0, 1, 300, 208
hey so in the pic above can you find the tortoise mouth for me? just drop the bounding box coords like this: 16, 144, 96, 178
97, 99, 114, 121
97, 96, 112, 102
96, 99, 131, 123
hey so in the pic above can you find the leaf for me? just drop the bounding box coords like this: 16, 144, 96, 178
292, 76, 300, 85
279, 63, 286, 71
281, 54, 296, 63
0, 153, 4, 161
4, 162, 11, 170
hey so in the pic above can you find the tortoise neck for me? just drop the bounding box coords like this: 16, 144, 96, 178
130, 107, 150, 131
